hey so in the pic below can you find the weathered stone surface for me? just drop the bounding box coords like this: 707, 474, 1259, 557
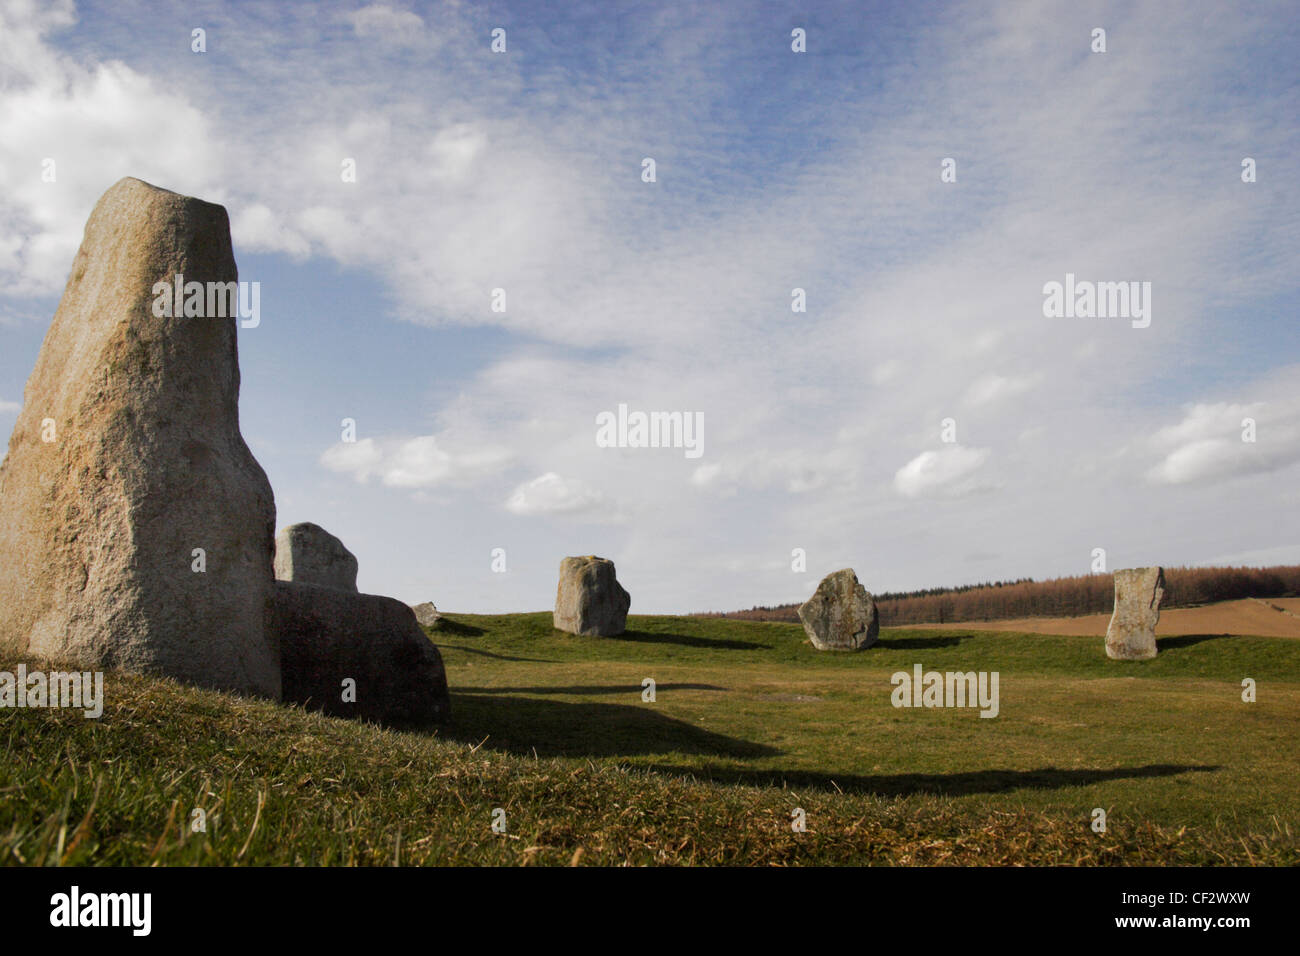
273, 582, 450, 724
411, 602, 441, 627
553, 555, 630, 636
0, 177, 279, 697
1105, 567, 1164, 660
274, 522, 358, 592
798, 568, 879, 651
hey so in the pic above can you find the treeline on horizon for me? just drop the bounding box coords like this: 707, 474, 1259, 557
696, 565, 1300, 626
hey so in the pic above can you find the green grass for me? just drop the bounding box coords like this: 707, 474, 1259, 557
2, 613, 1297, 865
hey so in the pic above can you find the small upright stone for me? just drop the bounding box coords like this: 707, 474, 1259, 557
411, 602, 441, 627
554, 556, 630, 636
1105, 567, 1165, 660
273, 522, 358, 592
798, 568, 879, 651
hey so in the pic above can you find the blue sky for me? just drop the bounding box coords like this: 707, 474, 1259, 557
1, 0, 1298, 612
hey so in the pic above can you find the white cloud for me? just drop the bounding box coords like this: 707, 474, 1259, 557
319, 438, 383, 480
1147, 438, 1247, 486
871, 360, 902, 386
963, 373, 1040, 406
0, 6, 221, 295
893, 446, 993, 499
229, 203, 311, 259
681, 448, 848, 498
343, 5, 427, 46
427, 124, 488, 183
1147, 397, 1300, 485
505, 472, 614, 517
0, 399, 22, 413
1151, 402, 1264, 449
321, 435, 511, 488
690, 462, 723, 488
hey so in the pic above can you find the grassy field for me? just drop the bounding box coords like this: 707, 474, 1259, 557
2, 612, 1297, 865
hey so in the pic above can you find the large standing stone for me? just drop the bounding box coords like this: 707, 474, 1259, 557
798, 568, 879, 651
1105, 567, 1165, 660
553, 555, 630, 636
273, 582, 450, 725
274, 522, 358, 592
0, 177, 279, 697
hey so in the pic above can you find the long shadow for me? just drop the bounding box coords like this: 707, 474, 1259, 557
429, 619, 486, 637
642, 762, 1220, 798
456, 683, 725, 696
878, 635, 975, 650
437, 643, 559, 663
445, 692, 778, 759
614, 629, 765, 651
1157, 634, 1233, 650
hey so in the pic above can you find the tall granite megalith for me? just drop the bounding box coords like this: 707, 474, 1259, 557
0, 177, 280, 697
1105, 567, 1165, 660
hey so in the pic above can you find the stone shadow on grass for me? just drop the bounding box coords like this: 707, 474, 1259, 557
436, 643, 560, 664
641, 762, 1220, 798
611, 629, 765, 651
429, 618, 486, 637
456, 683, 725, 696
1156, 634, 1233, 650
876, 635, 975, 650
445, 692, 778, 759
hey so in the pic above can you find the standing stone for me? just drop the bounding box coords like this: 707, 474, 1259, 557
0, 177, 279, 697
553, 555, 630, 636
274, 522, 358, 592
411, 602, 441, 627
273, 582, 450, 725
798, 568, 879, 651
1105, 567, 1165, 660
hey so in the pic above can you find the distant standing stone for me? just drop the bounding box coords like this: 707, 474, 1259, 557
1105, 567, 1165, 660
412, 602, 441, 627
274, 522, 358, 592
554, 556, 630, 636
798, 568, 879, 651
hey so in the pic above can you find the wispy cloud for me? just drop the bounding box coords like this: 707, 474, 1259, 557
342, 4, 428, 48
963, 373, 1040, 407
